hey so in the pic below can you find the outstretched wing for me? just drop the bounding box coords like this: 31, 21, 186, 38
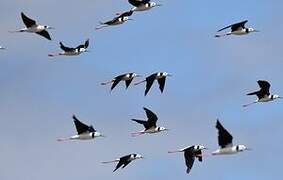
36, 30, 51, 40
157, 77, 166, 93
184, 148, 195, 174
217, 20, 248, 32
21, 12, 36, 28
143, 107, 158, 124
60, 42, 74, 52
111, 74, 125, 90
125, 79, 134, 89
118, 10, 134, 18
216, 120, 233, 148
257, 80, 270, 95
128, 0, 150, 7
73, 115, 95, 134
76, 39, 89, 49
145, 73, 157, 96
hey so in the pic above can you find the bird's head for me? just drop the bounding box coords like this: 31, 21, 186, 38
151, 2, 162, 7
123, 16, 134, 22
95, 132, 106, 138
44, 25, 55, 30
273, 94, 282, 99
158, 127, 169, 132
134, 154, 143, 159
133, 73, 142, 78
194, 145, 207, 151
237, 145, 251, 152
248, 28, 259, 33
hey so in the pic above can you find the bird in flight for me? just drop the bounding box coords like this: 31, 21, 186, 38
96, 11, 134, 30
135, 72, 172, 96
131, 107, 168, 136
57, 115, 105, 141
212, 120, 251, 155
168, 145, 206, 174
48, 39, 89, 57
102, 153, 143, 172
128, 0, 161, 12
101, 72, 141, 91
215, 20, 258, 38
10, 12, 54, 40
243, 80, 281, 107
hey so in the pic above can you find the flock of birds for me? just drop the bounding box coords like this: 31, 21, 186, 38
1, 0, 281, 176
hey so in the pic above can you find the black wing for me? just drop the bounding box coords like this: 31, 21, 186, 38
111, 74, 125, 90
195, 150, 202, 162
36, 30, 51, 40
128, 0, 150, 7
73, 115, 95, 134
247, 80, 270, 99
184, 147, 195, 174
257, 80, 270, 94
157, 77, 166, 93
145, 73, 157, 96
21, 12, 36, 28
76, 39, 89, 49
113, 155, 131, 172
125, 78, 134, 89
216, 120, 233, 148
217, 20, 248, 32
143, 107, 158, 126
60, 42, 74, 52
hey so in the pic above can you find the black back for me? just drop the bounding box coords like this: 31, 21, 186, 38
118, 10, 134, 18
216, 120, 233, 148
21, 12, 36, 28
73, 115, 95, 135
128, 0, 150, 7
131, 107, 158, 130
111, 73, 128, 90
217, 20, 248, 32
247, 80, 270, 99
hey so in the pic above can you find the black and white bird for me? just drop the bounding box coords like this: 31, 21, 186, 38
101, 72, 141, 91
102, 153, 143, 172
10, 12, 54, 40
131, 107, 168, 136
168, 145, 206, 174
135, 72, 172, 96
212, 120, 250, 155
57, 115, 104, 141
0, 46, 5, 50
128, 0, 161, 12
215, 20, 258, 38
243, 80, 281, 107
48, 39, 89, 57
96, 11, 134, 30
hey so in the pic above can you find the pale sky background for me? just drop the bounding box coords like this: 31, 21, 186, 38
1, 0, 283, 179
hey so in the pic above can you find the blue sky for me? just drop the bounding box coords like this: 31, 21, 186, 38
1, 0, 283, 179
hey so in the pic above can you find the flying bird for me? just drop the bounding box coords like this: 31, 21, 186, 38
57, 115, 104, 141
168, 145, 206, 174
48, 39, 89, 57
96, 11, 133, 30
10, 12, 54, 40
215, 20, 258, 38
102, 153, 143, 172
135, 72, 172, 96
101, 73, 141, 91
131, 107, 168, 136
212, 120, 250, 155
0, 46, 5, 50
128, 0, 161, 12
243, 80, 281, 107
